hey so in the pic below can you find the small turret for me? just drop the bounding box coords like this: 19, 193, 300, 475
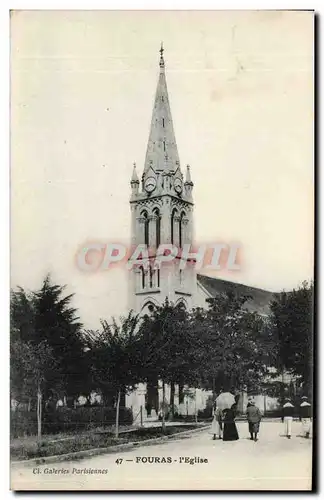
184, 164, 193, 197
130, 162, 139, 196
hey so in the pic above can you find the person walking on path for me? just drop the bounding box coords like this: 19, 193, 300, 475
282, 398, 295, 439
210, 402, 223, 440
222, 404, 239, 441
299, 396, 312, 438
246, 400, 262, 442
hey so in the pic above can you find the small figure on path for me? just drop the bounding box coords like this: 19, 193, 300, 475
210, 402, 223, 440
246, 399, 262, 442
282, 398, 295, 439
299, 396, 312, 438
222, 404, 239, 441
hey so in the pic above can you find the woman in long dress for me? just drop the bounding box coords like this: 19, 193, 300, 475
222, 404, 239, 441
210, 403, 222, 440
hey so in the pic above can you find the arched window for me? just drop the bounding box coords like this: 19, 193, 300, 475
179, 211, 186, 249
171, 208, 177, 244
153, 208, 161, 248
141, 266, 145, 289
141, 300, 157, 316
175, 298, 187, 310
149, 265, 153, 288
142, 211, 149, 247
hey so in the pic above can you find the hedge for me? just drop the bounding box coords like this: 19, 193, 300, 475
11, 406, 133, 438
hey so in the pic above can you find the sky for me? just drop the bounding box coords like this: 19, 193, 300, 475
10, 10, 314, 329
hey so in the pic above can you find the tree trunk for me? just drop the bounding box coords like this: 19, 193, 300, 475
37, 383, 42, 441
161, 380, 166, 433
169, 381, 175, 420
212, 376, 216, 400
281, 370, 285, 404
178, 384, 184, 405
120, 387, 126, 408
115, 389, 121, 438
146, 381, 158, 417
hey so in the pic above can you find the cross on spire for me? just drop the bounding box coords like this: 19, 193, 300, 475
159, 42, 165, 69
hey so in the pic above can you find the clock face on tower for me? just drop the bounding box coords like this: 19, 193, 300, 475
174, 178, 183, 194
144, 177, 156, 193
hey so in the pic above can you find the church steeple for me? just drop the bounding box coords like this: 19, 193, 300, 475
129, 46, 196, 315
143, 44, 180, 175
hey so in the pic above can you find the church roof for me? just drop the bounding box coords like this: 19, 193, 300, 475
197, 274, 276, 316
144, 43, 180, 175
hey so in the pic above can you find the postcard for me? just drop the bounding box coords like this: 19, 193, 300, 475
10, 9, 314, 491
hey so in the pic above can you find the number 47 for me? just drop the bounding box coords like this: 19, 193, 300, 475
115, 458, 123, 465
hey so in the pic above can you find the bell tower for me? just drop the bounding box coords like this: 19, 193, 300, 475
129, 45, 196, 314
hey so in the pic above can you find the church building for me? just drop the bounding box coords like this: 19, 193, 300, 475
126, 45, 275, 419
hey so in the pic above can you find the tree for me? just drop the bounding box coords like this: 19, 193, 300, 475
139, 300, 200, 427
270, 281, 314, 396
11, 275, 88, 407
33, 275, 86, 404
11, 339, 56, 439
86, 311, 143, 437
195, 292, 274, 395
10, 287, 36, 344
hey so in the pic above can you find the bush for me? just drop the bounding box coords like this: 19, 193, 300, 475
263, 409, 301, 419
11, 406, 133, 438
11, 409, 37, 437
197, 406, 213, 420
174, 414, 197, 422
10, 433, 125, 461
10, 424, 199, 461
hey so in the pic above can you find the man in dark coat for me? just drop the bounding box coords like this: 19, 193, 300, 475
246, 400, 262, 442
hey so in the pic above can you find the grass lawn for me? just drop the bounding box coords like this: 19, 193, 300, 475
11, 424, 200, 461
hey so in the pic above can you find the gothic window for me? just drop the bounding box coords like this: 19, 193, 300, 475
142, 211, 149, 247
141, 266, 145, 289
141, 301, 156, 315
171, 208, 177, 244
153, 208, 161, 248
163, 140, 166, 152
149, 265, 153, 288
179, 211, 185, 249
179, 269, 182, 284
162, 118, 165, 128
157, 268, 160, 287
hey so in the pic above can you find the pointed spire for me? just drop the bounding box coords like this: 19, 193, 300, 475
143, 45, 180, 176
131, 162, 139, 184
185, 164, 193, 185
159, 42, 165, 71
